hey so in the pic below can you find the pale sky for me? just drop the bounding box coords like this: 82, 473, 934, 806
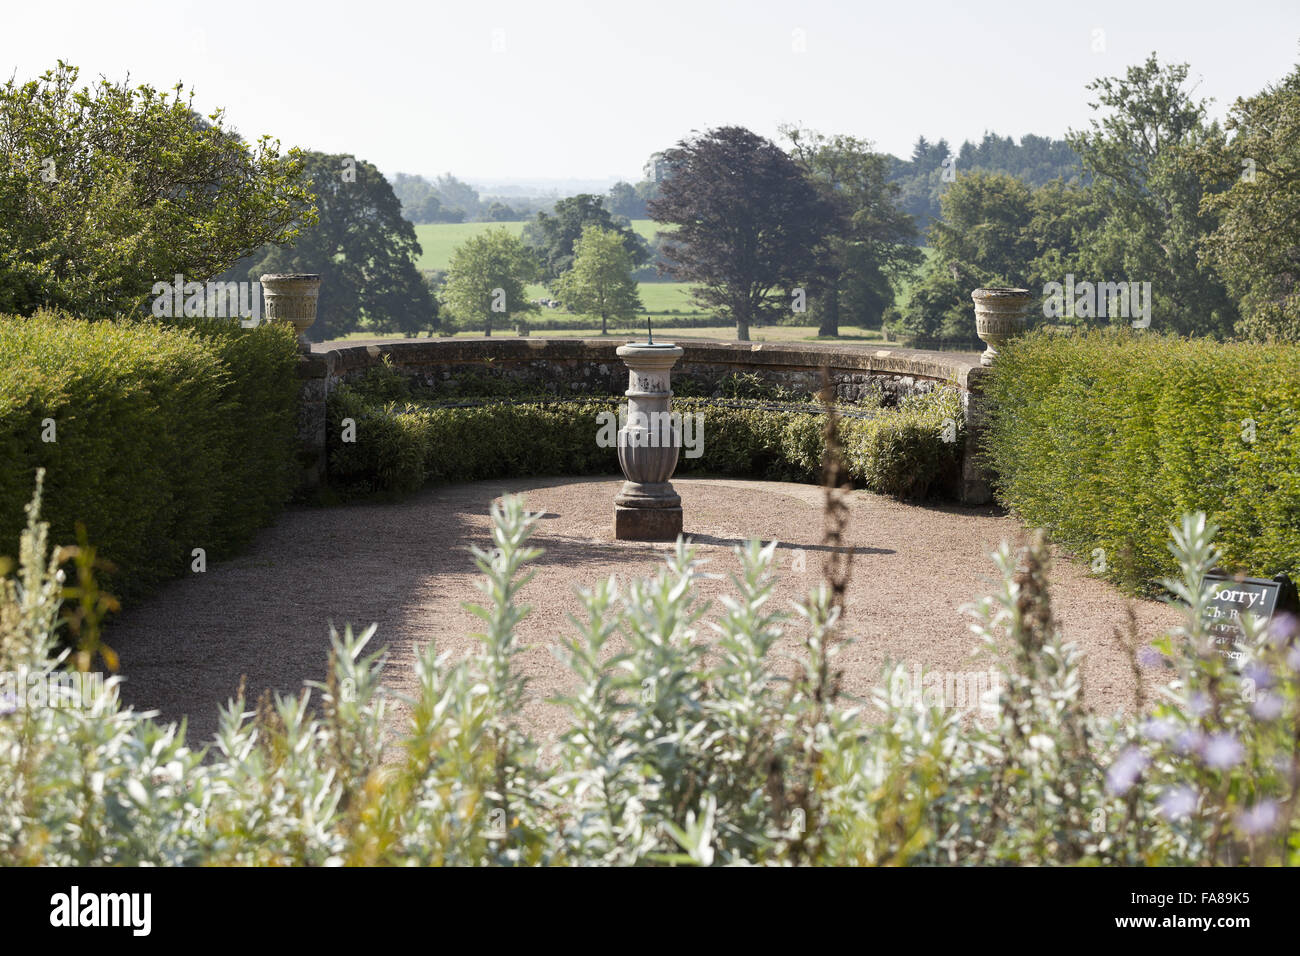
4, 0, 1298, 185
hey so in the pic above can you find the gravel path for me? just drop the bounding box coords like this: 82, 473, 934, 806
106, 476, 1181, 745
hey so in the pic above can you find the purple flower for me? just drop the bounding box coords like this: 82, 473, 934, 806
1157, 786, 1197, 820
1269, 612, 1298, 644
1106, 747, 1148, 795
1287, 644, 1300, 672
1203, 733, 1244, 770
1243, 662, 1274, 690
1173, 729, 1206, 755
1187, 692, 1211, 718
0, 691, 17, 717
1136, 645, 1164, 669
1140, 716, 1178, 742
1252, 692, 1285, 721
1235, 800, 1280, 835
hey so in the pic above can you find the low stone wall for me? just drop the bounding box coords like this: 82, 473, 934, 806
299, 338, 994, 504
319, 338, 982, 401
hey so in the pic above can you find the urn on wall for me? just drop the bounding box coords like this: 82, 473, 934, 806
261, 273, 322, 348
971, 287, 1033, 366
613, 341, 684, 541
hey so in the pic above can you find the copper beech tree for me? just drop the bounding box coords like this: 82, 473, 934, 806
648, 126, 835, 341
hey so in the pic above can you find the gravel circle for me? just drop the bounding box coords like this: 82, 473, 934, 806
106, 476, 1181, 745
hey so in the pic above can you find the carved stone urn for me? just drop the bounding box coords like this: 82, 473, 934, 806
614, 341, 684, 541
971, 287, 1032, 366
261, 273, 322, 347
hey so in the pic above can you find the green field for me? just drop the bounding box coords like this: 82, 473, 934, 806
414, 219, 703, 318
413, 219, 676, 271
513, 279, 702, 318
415, 219, 929, 325
413, 221, 528, 272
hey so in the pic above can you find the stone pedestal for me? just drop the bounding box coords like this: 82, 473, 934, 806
614, 342, 684, 541
614, 503, 682, 540
296, 353, 330, 493
265, 274, 326, 495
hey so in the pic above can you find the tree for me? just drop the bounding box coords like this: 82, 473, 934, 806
889, 265, 967, 345
606, 181, 647, 218
783, 126, 921, 335
1067, 54, 1236, 337
553, 225, 644, 334
0, 62, 313, 318
648, 126, 835, 340
443, 228, 539, 336
954, 133, 1084, 187
523, 194, 648, 282
893, 171, 1100, 344
635, 178, 660, 209
888, 133, 1084, 242
392, 172, 465, 223
1199, 61, 1300, 342
434, 174, 482, 220
928, 171, 1036, 286
231, 152, 435, 341
485, 201, 519, 221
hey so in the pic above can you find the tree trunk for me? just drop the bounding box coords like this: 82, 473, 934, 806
601, 312, 608, 335
819, 278, 840, 337
484, 315, 492, 337
735, 302, 752, 341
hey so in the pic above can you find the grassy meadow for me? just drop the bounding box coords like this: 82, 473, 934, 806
411, 218, 674, 272
413, 219, 927, 335
415, 219, 707, 320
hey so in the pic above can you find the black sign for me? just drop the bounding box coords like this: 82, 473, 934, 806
1203, 573, 1297, 659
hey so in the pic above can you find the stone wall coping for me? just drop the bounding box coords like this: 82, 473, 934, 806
315, 338, 985, 389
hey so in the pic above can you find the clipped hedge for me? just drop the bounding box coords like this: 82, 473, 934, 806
326, 386, 962, 500
0, 312, 301, 600
983, 328, 1300, 590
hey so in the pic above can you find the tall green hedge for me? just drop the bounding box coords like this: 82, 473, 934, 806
0, 312, 301, 600
983, 328, 1300, 590
326, 387, 962, 501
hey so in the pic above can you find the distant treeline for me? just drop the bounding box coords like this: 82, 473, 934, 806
396, 133, 1080, 233
390, 172, 558, 223
887, 133, 1084, 240
391, 168, 665, 225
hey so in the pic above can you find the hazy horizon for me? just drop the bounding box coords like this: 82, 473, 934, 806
5, 0, 1299, 186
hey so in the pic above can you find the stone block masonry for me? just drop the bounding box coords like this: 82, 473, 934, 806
296, 354, 331, 493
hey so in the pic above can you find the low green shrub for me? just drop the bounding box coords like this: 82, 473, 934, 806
713, 371, 804, 402
844, 392, 963, 498
327, 392, 620, 498
325, 388, 962, 500
346, 354, 412, 404
0, 312, 300, 600
3, 479, 1295, 865
984, 329, 1300, 591
347, 360, 586, 405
